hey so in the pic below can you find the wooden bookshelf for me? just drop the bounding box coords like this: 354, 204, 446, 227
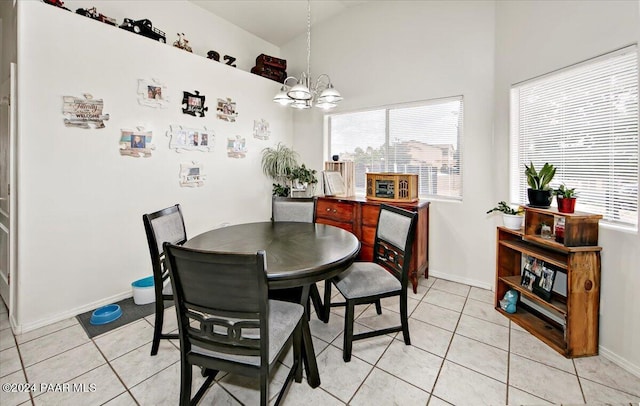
494, 207, 601, 358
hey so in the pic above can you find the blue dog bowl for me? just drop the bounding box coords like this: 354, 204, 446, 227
90, 304, 122, 325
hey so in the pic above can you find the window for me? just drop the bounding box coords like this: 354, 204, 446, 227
510, 46, 639, 229
328, 97, 464, 200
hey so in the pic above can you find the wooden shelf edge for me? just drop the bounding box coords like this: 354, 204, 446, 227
495, 307, 567, 356
499, 240, 568, 270
499, 275, 567, 315
523, 235, 602, 252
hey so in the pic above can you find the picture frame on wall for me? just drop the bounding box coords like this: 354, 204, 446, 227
137, 78, 169, 108
119, 129, 153, 158
166, 124, 214, 152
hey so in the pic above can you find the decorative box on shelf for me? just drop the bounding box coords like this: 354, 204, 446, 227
366, 172, 418, 203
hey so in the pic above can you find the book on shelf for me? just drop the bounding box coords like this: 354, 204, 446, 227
323, 171, 346, 196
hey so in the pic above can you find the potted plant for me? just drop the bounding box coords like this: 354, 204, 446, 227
524, 162, 556, 208
554, 183, 577, 213
261, 143, 299, 197
487, 201, 525, 230
288, 164, 318, 197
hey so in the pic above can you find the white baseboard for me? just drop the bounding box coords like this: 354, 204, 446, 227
428, 268, 493, 291
599, 345, 640, 379
15, 291, 132, 334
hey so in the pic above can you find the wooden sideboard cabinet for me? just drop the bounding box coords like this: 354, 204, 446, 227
315, 196, 429, 293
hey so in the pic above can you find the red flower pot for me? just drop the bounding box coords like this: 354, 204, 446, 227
557, 197, 576, 213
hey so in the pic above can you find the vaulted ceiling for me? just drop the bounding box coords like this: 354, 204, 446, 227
189, 0, 369, 47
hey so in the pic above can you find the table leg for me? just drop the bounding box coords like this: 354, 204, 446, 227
299, 284, 321, 388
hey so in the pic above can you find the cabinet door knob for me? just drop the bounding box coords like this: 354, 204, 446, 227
326, 208, 331, 212
332, 209, 337, 213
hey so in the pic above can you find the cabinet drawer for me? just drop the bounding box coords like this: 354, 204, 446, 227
316, 200, 354, 223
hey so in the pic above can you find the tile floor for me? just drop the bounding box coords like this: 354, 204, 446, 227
1, 277, 639, 406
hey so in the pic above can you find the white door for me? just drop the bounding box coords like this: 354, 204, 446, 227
0, 63, 16, 318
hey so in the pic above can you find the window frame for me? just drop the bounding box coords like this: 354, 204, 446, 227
509, 45, 639, 230
327, 95, 464, 201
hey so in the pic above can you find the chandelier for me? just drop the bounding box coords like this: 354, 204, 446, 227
273, 0, 343, 110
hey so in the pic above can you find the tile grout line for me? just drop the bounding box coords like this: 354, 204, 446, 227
90, 337, 141, 406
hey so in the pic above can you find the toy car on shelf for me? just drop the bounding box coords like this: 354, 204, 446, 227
119, 18, 166, 43
76, 7, 117, 26
43, 0, 70, 11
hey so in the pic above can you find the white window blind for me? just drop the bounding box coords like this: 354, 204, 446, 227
510, 46, 639, 229
328, 97, 464, 200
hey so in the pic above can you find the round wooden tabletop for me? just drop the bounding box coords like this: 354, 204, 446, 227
184, 222, 361, 289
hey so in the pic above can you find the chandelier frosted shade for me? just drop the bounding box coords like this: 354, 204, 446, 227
287, 81, 313, 100
273, 86, 294, 106
272, 0, 342, 110
317, 84, 343, 103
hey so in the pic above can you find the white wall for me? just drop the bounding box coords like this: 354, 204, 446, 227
494, 0, 640, 375
15, 0, 292, 331
61, 0, 280, 72
282, 0, 498, 289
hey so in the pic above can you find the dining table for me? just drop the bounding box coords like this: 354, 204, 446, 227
183, 221, 361, 387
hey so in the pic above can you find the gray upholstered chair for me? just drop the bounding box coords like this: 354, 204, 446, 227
324, 204, 418, 362
271, 197, 316, 223
142, 204, 186, 356
271, 197, 325, 319
164, 244, 303, 406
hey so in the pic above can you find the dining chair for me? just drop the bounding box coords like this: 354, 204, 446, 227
271, 196, 317, 223
271, 196, 324, 319
142, 204, 186, 356
164, 244, 303, 406
324, 204, 418, 362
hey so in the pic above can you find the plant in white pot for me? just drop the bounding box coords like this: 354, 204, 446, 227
261, 143, 299, 197
487, 201, 525, 230
288, 164, 318, 197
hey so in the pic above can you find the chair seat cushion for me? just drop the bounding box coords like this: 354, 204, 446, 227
191, 299, 303, 367
334, 262, 401, 299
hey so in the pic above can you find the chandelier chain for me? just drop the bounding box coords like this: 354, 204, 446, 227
306, 0, 311, 78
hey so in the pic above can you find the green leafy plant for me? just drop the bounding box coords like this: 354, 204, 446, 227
261, 143, 299, 182
261, 143, 299, 196
553, 183, 576, 198
486, 201, 524, 216
272, 183, 290, 197
287, 164, 318, 185
524, 162, 556, 190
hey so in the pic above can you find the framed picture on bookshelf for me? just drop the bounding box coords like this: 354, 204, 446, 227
533, 264, 557, 302
521, 255, 557, 302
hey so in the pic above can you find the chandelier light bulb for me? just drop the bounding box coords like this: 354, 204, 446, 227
272, 0, 342, 110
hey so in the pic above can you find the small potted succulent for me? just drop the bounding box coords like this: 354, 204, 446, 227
524, 162, 556, 208
288, 164, 318, 197
487, 201, 525, 230
554, 184, 577, 213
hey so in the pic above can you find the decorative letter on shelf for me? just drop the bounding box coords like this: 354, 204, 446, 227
62, 93, 109, 129
167, 124, 214, 152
